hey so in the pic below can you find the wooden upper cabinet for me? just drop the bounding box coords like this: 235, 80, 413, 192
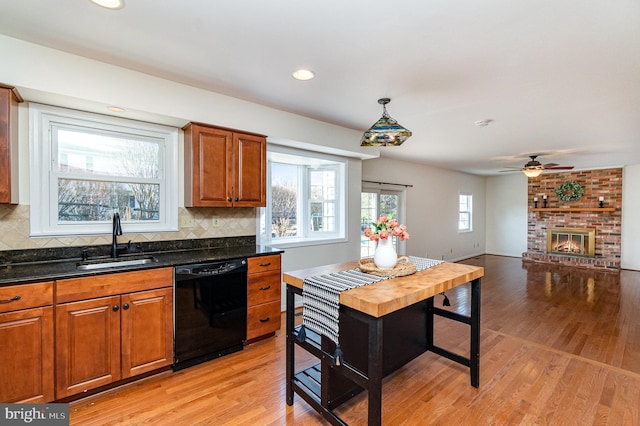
184, 122, 266, 207
0, 84, 22, 204
234, 132, 267, 207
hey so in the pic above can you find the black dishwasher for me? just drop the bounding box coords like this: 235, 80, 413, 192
173, 258, 247, 370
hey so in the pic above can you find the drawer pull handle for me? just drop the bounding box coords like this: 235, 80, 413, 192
259, 262, 271, 267
0, 295, 21, 304
259, 317, 270, 323
259, 285, 271, 291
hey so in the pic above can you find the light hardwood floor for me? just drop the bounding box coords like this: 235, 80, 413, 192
69, 255, 640, 425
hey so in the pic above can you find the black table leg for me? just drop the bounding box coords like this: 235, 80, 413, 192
367, 316, 384, 426
426, 296, 434, 351
470, 278, 481, 388
286, 284, 296, 405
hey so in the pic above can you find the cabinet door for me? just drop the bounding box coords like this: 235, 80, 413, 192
121, 287, 173, 378
233, 132, 266, 207
55, 296, 121, 398
186, 124, 233, 207
0, 307, 54, 403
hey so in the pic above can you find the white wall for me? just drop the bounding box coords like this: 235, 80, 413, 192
362, 157, 486, 262
622, 165, 640, 270
0, 34, 377, 198
485, 173, 528, 257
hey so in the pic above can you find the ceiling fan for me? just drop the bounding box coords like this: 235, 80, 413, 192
500, 155, 574, 177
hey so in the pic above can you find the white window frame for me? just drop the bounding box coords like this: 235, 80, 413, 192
458, 193, 473, 233
29, 103, 179, 237
257, 145, 347, 248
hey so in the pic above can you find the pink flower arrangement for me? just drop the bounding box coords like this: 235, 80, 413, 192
363, 215, 410, 242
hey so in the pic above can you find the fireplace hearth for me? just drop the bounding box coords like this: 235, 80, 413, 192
547, 228, 595, 257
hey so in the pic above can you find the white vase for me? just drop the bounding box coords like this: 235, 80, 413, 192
374, 237, 397, 269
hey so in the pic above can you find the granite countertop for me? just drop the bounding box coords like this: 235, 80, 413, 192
0, 240, 283, 286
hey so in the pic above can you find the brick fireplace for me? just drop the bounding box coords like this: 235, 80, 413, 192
522, 168, 622, 271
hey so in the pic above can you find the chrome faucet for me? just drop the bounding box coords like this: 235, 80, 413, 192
111, 212, 123, 258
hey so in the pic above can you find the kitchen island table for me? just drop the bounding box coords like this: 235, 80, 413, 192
284, 260, 484, 426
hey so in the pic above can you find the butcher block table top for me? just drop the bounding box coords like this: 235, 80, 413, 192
283, 260, 484, 318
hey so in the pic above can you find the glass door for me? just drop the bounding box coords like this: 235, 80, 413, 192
361, 186, 405, 258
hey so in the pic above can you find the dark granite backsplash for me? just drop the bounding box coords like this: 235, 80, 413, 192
0, 236, 256, 264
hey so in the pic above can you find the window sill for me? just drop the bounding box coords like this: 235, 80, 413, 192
266, 236, 348, 249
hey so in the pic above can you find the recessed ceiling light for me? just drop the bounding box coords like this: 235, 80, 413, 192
474, 119, 493, 127
89, 0, 125, 9
292, 69, 315, 81
108, 106, 125, 113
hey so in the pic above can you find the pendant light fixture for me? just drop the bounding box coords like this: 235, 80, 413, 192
360, 98, 412, 146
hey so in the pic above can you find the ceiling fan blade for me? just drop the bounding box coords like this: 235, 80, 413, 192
545, 166, 574, 170
542, 163, 559, 168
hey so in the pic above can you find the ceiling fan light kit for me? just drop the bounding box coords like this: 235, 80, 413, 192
522, 167, 544, 178
360, 98, 412, 147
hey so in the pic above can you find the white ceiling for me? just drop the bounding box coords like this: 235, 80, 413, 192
1, 0, 639, 175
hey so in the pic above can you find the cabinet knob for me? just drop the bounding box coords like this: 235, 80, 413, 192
113, 305, 119, 312
235, 197, 239, 202
123, 303, 130, 310
227, 197, 232, 202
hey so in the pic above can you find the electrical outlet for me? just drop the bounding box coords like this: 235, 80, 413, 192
212, 218, 220, 227
180, 216, 195, 228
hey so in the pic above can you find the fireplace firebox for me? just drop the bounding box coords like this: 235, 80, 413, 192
547, 228, 595, 257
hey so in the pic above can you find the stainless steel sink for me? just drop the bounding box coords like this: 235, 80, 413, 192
77, 256, 158, 270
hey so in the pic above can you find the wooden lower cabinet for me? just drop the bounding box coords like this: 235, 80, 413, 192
0, 281, 54, 403
121, 287, 173, 378
55, 295, 121, 398
246, 255, 282, 341
55, 286, 173, 399
0, 307, 54, 403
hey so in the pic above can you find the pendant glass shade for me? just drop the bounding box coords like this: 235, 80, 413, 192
360, 98, 412, 146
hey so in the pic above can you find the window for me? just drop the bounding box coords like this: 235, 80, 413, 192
459, 193, 473, 232
258, 146, 346, 247
361, 185, 406, 258
30, 104, 178, 236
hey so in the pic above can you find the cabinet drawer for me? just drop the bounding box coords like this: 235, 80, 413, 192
56, 268, 173, 304
0, 282, 53, 313
247, 301, 281, 340
247, 271, 281, 306
248, 255, 281, 274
